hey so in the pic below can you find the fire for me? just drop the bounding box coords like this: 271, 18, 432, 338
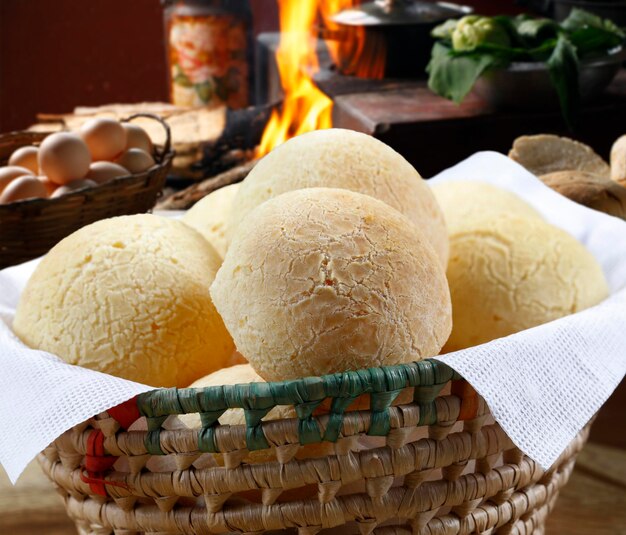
258, 0, 383, 157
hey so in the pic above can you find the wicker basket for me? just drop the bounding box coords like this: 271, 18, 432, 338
38, 360, 588, 535
0, 114, 174, 268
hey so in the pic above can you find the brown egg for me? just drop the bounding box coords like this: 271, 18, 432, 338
38, 132, 91, 185
122, 123, 153, 154
116, 148, 155, 174
38, 177, 58, 196
80, 118, 127, 161
9, 146, 39, 174
51, 179, 97, 198
0, 176, 48, 204
86, 161, 129, 184
0, 166, 32, 194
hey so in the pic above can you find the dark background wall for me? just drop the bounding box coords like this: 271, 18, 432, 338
0, 0, 521, 133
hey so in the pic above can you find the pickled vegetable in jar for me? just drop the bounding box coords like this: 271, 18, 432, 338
163, 0, 251, 109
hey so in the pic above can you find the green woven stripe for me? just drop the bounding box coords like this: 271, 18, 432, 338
246, 425, 270, 450
298, 417, 323, 444
137, 360, 457, 417
198, 426, 218, 453
135, 359, 460, 454
418, 400, 439, 426
145, 429, 164, 455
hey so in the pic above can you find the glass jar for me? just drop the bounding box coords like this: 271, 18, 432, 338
163, 0, 251, 109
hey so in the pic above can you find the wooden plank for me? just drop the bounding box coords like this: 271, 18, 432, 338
589, 378, 626, 449
546, 442, 626, 535
330, 71, 626, 177
0, 461, 74, 535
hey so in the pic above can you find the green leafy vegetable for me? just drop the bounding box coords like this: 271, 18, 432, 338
427, 43, 504, 103
547, 35, 580, 128
451, 15, 511, 52
432, 19, 458, 40
569, 26, 624, 57
563, 8, 624, 56
514, 15, 559, 42
427, 8, 625, 127
562, 7, 624, 36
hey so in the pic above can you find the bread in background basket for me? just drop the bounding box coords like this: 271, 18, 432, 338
0, 114, 174, 268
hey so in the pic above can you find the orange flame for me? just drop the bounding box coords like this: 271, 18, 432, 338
257, 0, 331, 157
258, 0, 384, 157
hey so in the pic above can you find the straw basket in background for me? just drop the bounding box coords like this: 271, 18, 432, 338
0, 114, 174, 269
38, 360, 588, 535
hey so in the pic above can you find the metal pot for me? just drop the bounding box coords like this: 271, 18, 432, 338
329, 0, 472, 79
474, 47, 624, 110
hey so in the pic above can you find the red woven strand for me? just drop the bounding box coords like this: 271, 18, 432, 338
107, 396, 141, 430
83, 429, 118, 496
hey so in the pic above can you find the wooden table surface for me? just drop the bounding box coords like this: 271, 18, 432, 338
1, 441, 624, 535
322, 69, 626, 178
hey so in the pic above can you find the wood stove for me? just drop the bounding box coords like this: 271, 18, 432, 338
256, 30, 626, 177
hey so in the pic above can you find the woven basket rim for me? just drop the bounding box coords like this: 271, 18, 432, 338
137, 359, 460, 418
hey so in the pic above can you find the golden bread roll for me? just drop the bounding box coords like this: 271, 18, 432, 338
509, 134, 610, 177
14, 214, 233, 387
229, 128, 449, 265
444, 214, 609, 352
540, 170, 626, 220
610, 134, 626, 186
182, 183, 241, 259
226, 349, 248, 367
432, 181, 542, 232
211, 187, 452, 381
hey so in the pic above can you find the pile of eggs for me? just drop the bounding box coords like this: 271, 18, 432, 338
0, 118, 155, 205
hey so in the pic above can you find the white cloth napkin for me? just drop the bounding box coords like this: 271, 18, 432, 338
0, 151, 624, 483
431, 152, 626, 470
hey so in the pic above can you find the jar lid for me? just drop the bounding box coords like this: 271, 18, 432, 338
331, 0, 472, 27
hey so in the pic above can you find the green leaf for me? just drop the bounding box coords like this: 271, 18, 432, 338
432, 19, 458, 40
518, 17, 559, 39
427, 42, 503, 104
469, 40, 553, 60
569, 26, 624, 56
562, 7, 625, 39
497, 14, 558, 49
562, 8, 604, 32
546, 34, 580, 129
561, 8, 624, 57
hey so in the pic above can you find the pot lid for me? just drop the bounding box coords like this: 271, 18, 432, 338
331, 0, 473, 27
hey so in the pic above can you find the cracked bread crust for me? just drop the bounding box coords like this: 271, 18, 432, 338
444, 214, 609, 352
229, 128, 449, 266
432, 181, 543, 233
13, 214, 234, 387
183, 183, 240, 259
211, 187, 452, 381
